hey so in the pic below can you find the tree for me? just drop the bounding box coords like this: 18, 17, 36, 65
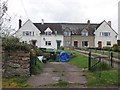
0, 0, 12, 37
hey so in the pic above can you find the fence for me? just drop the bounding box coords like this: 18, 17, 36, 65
88, 48, 119, 61
88, 51, 113, 77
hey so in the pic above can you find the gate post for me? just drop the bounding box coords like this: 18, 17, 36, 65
110, 52, 113, 67
88, 51, 91, 71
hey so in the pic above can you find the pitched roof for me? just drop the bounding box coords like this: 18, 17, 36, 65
33, 22, 99, 35
34, 23, 63, 34
61, 23, 99, 35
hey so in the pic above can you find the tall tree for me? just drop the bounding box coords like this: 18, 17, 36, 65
0, 0, 12, 37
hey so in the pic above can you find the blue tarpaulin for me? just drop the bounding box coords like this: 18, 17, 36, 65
58, 52, 70, 62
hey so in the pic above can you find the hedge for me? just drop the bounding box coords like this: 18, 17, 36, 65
2, 37, 31, 51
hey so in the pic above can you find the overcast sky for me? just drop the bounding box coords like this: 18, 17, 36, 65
6, 0, 119, 32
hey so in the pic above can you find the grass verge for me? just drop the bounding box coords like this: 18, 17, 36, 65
2, 76, 31, 88
68, 52, 119, 87
86, 70, 119, 87
49, 80, 69, 88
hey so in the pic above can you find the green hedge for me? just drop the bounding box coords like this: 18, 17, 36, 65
30, 56, 42, 75
112, 44, 119, 52
2, 37, 31, 51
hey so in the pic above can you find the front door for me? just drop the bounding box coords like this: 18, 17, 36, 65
74, 41, 78, 48
98, 41, 102, 48
31, 40, 37, 46
56, 40, 61, 49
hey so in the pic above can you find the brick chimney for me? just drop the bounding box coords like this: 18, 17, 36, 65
87, 20, 90, 28
87, 20, 90, 26
19, 19, 22, 29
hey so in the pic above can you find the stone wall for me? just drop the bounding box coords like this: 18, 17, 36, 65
2, 50, 30, 77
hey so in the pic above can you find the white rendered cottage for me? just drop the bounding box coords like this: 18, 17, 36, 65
94, 20, 118, 48
15, 19, 64, 49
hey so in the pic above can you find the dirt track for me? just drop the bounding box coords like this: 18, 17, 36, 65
27, 62, 87, 88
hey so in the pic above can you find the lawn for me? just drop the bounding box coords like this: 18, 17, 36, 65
2, 76, 31, 88
68, 52, 119, 87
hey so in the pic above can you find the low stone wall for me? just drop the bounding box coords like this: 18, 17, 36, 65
2, 50, 30, 77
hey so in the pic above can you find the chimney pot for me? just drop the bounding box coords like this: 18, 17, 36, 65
41, 19, 44, 25
87, 20, 90, 28
108, 21, 111, 27
87, 20, 90, 24
19, 19, 22, 29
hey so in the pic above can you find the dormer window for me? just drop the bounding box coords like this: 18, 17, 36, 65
64, 31, 71, 36
81, 31, 88, 36
45, 27, 52, 36
45, 31, 52, 35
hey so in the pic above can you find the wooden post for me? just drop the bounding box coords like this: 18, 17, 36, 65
88, 51, 91, 71
110, 52, 113, 67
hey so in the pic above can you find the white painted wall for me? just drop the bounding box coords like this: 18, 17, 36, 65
41, 35, 63, 49
15, 19, 41, 47
15, 19, 64, 49
94, 21, 117, 47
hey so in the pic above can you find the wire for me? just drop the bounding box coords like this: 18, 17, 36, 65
20, 0, 29, 19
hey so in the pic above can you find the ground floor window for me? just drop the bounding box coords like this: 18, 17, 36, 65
82, 41, 88, 47
64, 41, 70, 46
22, 41, 27, 43
45, 41, 51, 46
74, 41, 78, 47
107, 41, 111, 46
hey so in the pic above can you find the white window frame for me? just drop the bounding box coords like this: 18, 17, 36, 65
64, 31, 71, 36
45, 31, 52, 36
23, 31, 34, 36
81, 31, 88, 36
64, 41, 70, 46
82, 41, 89, 47
106, 41, 111, 46
100, 32, 110, 37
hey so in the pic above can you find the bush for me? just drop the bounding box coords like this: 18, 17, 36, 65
60, 46, 64, 50
112, 44, 119, 52
103, 46, 111, 51
2, 37, 31, 51
31, 57, 42, 75
70, 52, 77, 59
35, 49, 42, 56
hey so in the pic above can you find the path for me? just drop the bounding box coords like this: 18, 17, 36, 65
27, 62, 87, 88
75, 49, 120, 69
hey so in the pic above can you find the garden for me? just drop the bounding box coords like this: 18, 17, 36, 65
2, 37, 119, 88
30, 48, 119, 87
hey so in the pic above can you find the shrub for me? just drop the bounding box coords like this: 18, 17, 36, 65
35, 49, 42, 56
70, 52, 77, 59
60, 46, 64, 50
112, 44, 119, 52
30, 57, 42, 75
2, 37, 31, 51
103, 46, 111, 51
